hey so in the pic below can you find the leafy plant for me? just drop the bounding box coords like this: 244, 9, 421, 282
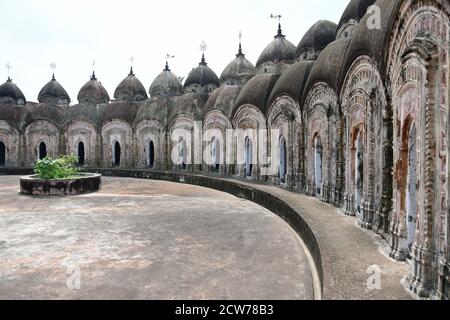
34, 155, 80, 180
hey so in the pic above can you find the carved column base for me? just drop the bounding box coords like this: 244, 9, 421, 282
344, 193, 356, 216
359, 200, 375, 230
429, 256, 450, 300
404, 245, 435, 298
321, 186, 333, 203
389, 218, 409, 261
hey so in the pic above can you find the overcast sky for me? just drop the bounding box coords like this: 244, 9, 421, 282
0, 0, 349, 104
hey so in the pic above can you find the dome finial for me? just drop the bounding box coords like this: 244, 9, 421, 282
165, 54, 174, 71
129, 56, 135, 76
236, 30, 245, 57
270, 14, 285, 38
199, 41, 208, 66
52, 73, 56, 81
5, 62, 13, 82
91, 70, 97, 81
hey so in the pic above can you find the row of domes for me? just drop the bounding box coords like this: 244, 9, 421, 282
0, 0, 375, 107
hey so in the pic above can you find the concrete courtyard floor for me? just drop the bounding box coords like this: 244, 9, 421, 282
0, 176, 313, 300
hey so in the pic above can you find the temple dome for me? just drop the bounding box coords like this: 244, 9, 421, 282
77, 72, 110, 104
296, 20, 337, 61
337, 0, 377, 39
149, 62, 183, 98
220, 44, 256, 85
184, 55, 220, 94
0, 77, 26, 105
233, 73, 280, 116
114, 68, 148, 102
38, 74, 71, 105
256, 24, 296, 74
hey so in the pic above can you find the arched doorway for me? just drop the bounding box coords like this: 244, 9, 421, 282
148, 141, 155, 168
406, 125, 417, 253
279, 136, 287, 183
39, 142, 47, 160
354, 131, 363, 215
113, 141, 121, 166
244, 137, 253, 177
78, 141, 85, 166
179, 138, 187, 170
0, 141, 5, 166
211, 137, 220, 172
314, 135, 322, 196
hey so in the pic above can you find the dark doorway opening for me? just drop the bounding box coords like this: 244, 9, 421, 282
114, 141, 121, 166
148, 141, 155, 168
0, 141, 5, 166
78, 142, 85, 166
39, 142, 47, 160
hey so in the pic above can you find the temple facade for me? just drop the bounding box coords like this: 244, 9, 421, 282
0, 0, 449, 299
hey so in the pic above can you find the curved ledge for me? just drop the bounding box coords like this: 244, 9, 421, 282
20, 173, 102, 196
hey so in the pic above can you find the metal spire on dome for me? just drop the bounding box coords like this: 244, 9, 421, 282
91, 60, 97, 80
199, 41, 208, 66
5, 62, 12, 82
165, 54, 175, 71
50, 62, 56, 81
236, 30, 245, 58
270, 14, 285, 38
129, 56, 135, 76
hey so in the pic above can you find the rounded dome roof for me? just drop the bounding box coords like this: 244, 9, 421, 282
204, 85, 242, 118
38, 74, 71, 104
268, 61, 315, 106
338, 0, 377, 30
233, 73, 280, 116
0, 77, 26, 104
256, 25, 296, 68
0, 103, 24, 125
99, 101, 140, 126
170, 92, 208, 121
149, 63, 183, 98
135, 96, 173, 126
302, 37, 351, 103
77, 72, 110, 104
339, 0, 400, 86
184, 55, 220, 88
64, 103, 99, 126
114, 68, 148, 101
220, 45, 256, 84
22, 103, 65, 128
296, 20, 337, 59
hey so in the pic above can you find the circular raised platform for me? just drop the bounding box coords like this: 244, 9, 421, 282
20, 173, 102, 196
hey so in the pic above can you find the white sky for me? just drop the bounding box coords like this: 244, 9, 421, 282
0, 0, 349, 104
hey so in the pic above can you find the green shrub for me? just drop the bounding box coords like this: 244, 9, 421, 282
34, 155, 80, 180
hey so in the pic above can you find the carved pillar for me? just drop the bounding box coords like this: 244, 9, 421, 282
361, 97, 376, 230
299, 123, 307, 193
406, 52, 438, 297
377, 101, 394, 239
335, 114, 345, 207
